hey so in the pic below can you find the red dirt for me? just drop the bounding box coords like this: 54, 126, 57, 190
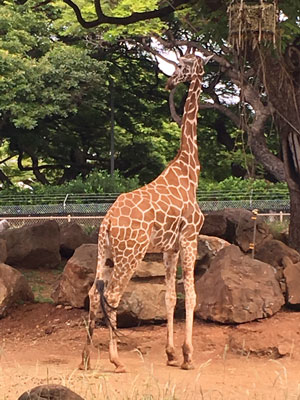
2, 302, 300, 399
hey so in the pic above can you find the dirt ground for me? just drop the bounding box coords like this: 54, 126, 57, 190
2, 271, 300, 399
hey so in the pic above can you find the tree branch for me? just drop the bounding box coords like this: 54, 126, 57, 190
139, 39, 178, 67
0, 154, 16, 165
63, 0, 190, 29
242, 85, 285, 181
200, 102, 241, 127
0, 169, 12, 186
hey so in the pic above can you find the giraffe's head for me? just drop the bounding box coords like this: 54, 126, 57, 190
165, 54, 205, 91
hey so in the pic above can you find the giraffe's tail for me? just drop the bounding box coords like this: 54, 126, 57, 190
95, 279, 119, 337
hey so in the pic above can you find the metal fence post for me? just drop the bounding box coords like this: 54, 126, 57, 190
250, 209, 258, 259
63, 194, 69, 213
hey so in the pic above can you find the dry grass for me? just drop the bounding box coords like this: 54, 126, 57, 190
2, 351, 300, 400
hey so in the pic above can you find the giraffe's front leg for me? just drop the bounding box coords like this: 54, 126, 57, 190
164, 251, 180, 367
180, 238, 198, 370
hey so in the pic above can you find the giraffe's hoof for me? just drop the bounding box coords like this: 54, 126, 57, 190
181, 362, 195, 370
115, 365, 127, 373
78, 362, 91, 371
167, 359, 180, 367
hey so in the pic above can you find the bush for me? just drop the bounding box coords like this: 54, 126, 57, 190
197, 177, 288, 200
1, 174, 288, 202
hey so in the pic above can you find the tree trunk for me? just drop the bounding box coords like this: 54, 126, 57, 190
0, 169, 12, 186
251, 43, 300, 251
289, 186, 300, 252
30, 155, 49, 185
282, 128, 300, 251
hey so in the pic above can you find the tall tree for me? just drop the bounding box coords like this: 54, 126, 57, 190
12, 0, 300, 250
61, 0, 300, 250
0, 0, 181, 185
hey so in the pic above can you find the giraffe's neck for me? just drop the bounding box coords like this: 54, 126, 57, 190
146, 65, 203, 194
178, 73, 202, 171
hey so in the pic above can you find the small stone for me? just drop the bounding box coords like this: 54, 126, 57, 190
45, 326, 54, 335
56, 304, 63, 309
277, 343, 291, 356
64, 305, 73, 310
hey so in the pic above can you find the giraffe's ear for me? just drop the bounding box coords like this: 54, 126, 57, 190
203, 54, 214, 65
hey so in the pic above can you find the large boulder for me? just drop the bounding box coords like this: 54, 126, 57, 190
18, 384, 84, 400
52, 244, 167, 326
283, 256, 300, 306
0, 239, 7, 263
201, 208, 271, 252
0, 263, 34, 317
59, 222, 91, 258
255, 238, 300, 268
196, 235, 230, 276
52, 244, 97, 308
118, 281, 166, 327
255, 238, 300, 295
133, 260, 165, 278
1, 221, 61, 269
195, 245, 284, 323
0, 219, 9, 233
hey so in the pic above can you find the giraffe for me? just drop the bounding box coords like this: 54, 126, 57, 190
80, 52, 206, 373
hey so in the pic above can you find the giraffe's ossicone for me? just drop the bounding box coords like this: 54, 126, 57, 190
80, 53, 206, 373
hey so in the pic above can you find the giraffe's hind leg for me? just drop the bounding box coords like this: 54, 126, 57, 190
103, 243, 150, 373
95, 278, 127, 373
108, 310, 126, 373
79, 283, 99, 370
164, 250, 180, 367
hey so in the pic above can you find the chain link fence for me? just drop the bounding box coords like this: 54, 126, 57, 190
0, 191, 290, 229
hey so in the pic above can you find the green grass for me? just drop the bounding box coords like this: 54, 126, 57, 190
21, 269, 61, 304
266, 220, 289, 241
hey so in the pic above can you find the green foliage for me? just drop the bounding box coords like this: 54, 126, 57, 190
267, 220, 289, 241
28, 170, 140, 195
0, 9, 108, 130
2, 0, 298, 190
198, 177, 288, 200
54, 0, 166, 40
0, 0, 178, 185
